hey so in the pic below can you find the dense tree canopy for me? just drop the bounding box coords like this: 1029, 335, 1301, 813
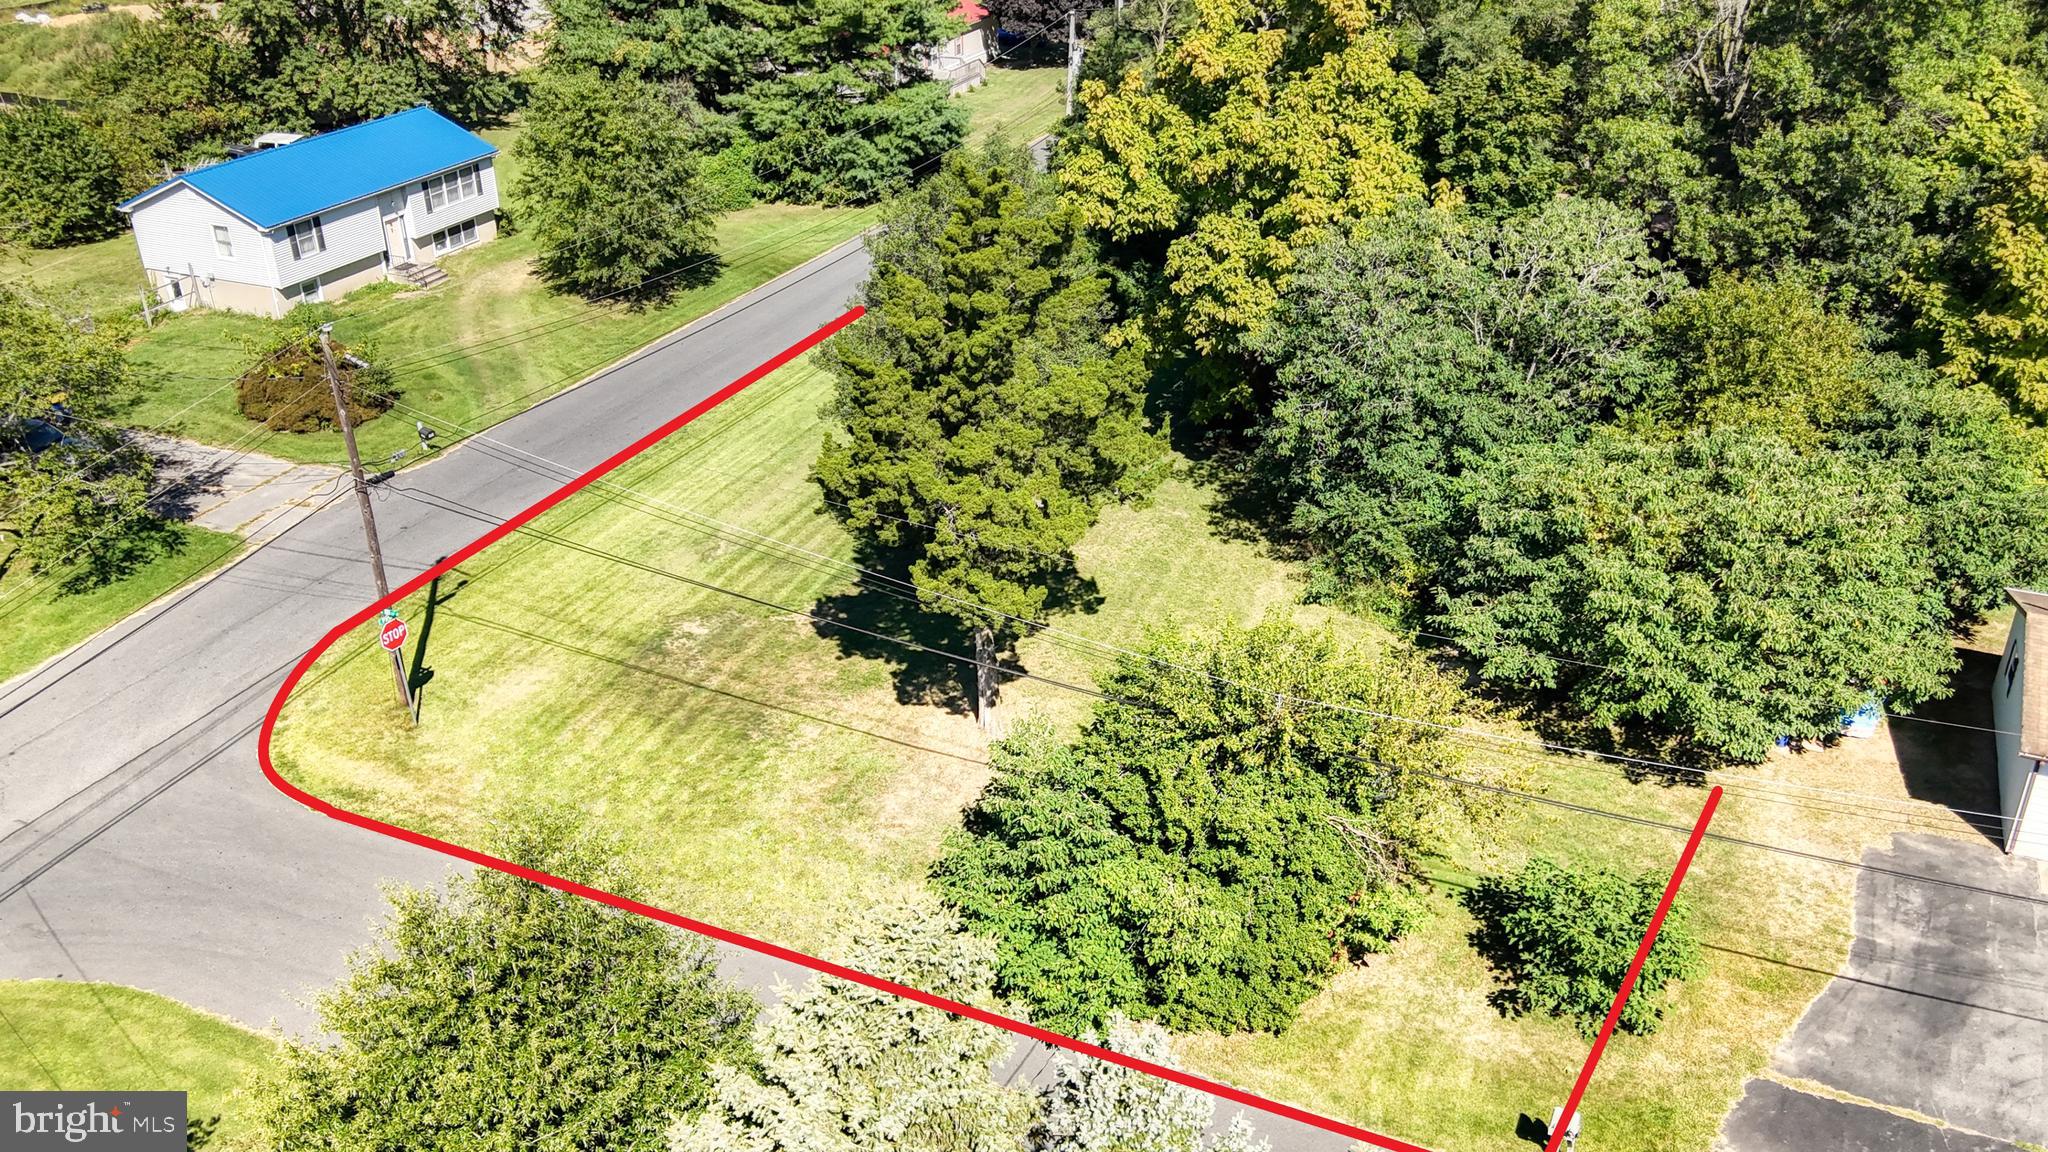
78, 0, 261, 192
1432, 425, 1958, 763
515, 71, 716, 300
1061, 0, 1429, 409
254, 811, 754, 1151
544, 0, 967, 203
935, 621, 1473, 1034
815, 152, 1161, 722
221, 0, 525, 127
1252, 196, 1675, 597
0, 106, 123, 247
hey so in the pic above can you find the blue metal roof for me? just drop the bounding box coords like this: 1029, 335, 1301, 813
118, 107, 497, 230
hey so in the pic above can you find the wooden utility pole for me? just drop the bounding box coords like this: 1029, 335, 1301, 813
1066, 11, 1081, 117
974, 625, 998, 735
318, 325, 415, 719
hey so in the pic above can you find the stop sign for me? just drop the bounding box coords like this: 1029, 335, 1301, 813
379, 617, 408, 651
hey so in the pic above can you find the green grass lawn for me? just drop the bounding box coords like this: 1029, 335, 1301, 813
959, 65, 1067, 145
262, 359, 1977, 1152
124, 200, 873, 464
11, 232, 146, 321
0, 980, 275, 1148
0, 522, 241, 686
0, 11, 136, 98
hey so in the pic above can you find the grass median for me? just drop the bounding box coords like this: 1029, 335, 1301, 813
0, 979, 275, 1149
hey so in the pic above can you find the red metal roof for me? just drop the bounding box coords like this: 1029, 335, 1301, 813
951, 1, 989, 21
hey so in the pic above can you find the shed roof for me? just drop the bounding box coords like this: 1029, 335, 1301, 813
2011, 588, 2048, 760
117, 107, 495, 230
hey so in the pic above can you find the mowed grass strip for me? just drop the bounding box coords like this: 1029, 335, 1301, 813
268, 359, 1986, 1151
0, 523, 242, 686
959, 65, 1067, 146
0, 979, 275, 1146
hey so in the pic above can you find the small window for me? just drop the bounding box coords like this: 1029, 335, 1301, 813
286, 216, 325, 261
431, 218, 478, 253
289, 278, 321, 303
213, 225, 232, 257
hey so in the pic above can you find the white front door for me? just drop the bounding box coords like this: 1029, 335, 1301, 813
382, 214, 410, 264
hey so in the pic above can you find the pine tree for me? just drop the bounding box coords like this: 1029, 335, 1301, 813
813, 150, 1162, 729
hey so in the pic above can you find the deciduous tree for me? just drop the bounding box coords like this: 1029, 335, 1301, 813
252, 809, 755, 1151
935, 621, 1473, 1034
1036, 1016, 1268, 1152
670, 896, 1035, 1152
0, 285, 159, 588
1060, 0, 1429, 408
1433, 426, 1956, 763
1253, 196, 1675, 598
1466, 857, 1703, 1037
515, 71, 716, 300
0, 107, 122, 247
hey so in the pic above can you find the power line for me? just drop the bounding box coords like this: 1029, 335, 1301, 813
373, 394, 2022, 831
359, 476, 2048, 909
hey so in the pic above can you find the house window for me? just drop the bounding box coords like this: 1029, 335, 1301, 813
424, 164, 482, 212
288, 278, 321, 303
286, 216, 325, 261
213, 225, 232, 257
431, 218, 478, 253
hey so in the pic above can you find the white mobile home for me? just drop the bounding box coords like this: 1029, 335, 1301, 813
118, 106, 500, 318
1993, 588, 2048, 859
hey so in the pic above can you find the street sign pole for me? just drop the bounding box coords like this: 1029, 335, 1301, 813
319, 325, 415, 720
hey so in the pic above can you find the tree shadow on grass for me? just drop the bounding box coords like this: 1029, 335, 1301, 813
809, 572, 979, 716
805, 542, 1103, 717
538, 245, 725, 311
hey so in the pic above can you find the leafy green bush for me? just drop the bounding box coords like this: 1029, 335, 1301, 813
1465, 857, 1704, 1037
695, 141, 760, 213
935, 620, 1472, 1035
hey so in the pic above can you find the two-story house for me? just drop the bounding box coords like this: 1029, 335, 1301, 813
118, 106, 501, 318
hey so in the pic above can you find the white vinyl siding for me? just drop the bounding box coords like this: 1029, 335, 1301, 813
406, 158, 498, 237
128, 185, 275, 288
270, 194, 383, 283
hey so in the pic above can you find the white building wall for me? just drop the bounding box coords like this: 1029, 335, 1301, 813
269, 194, 386, 289
129, 185, 275, 291
1992, 612, 2047, 858
403, 158, 500, 241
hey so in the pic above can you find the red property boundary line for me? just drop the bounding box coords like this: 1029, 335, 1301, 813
255, 307, 1722, 1152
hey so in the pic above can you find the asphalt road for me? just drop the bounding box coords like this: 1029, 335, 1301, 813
0, 239, 1357, 1151
0, 237, 874, 1023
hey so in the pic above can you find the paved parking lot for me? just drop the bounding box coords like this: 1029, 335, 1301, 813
1723, 834, 2047, 1151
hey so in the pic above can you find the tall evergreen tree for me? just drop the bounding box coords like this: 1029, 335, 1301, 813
515, 70, 716, 300
813, 151, 1162, 728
